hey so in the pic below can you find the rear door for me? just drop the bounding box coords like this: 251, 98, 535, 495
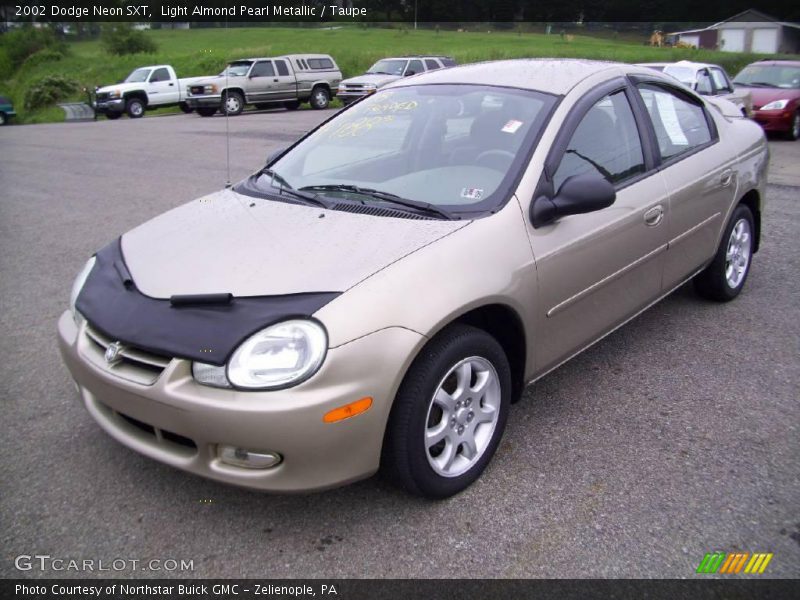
271, 59, 297, 101
529, 79, 670, 373
146, 67, 179, 105
631, 80, 738, 288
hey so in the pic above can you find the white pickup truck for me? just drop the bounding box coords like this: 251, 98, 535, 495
94, 65, 206, 120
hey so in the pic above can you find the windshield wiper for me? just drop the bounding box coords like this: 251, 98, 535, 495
299, 184, 454, 220
257, 169, 329, 208
738, 81, 776, 87
367, 71, 392, 75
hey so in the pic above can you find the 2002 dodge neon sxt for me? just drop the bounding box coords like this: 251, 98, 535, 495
58, 59, 768, 498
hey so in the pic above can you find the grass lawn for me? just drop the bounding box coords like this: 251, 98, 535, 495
1, 25, 792, 124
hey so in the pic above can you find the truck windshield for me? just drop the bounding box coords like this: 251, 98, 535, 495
125, 68, 151, 83
221, 62, 253, 77
253, 84, 556, 216
367, 60, 408, 76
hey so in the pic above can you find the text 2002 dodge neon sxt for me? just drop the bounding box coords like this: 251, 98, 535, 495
58, 59, 768, 498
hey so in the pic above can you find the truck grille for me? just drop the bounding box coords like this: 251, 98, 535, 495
82, 323, 171, 386
95, 92, 110, 102
189, 85, 206, 95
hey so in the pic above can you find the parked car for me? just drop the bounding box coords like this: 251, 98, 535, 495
94, 65, 206, 120
638, 60, 753, 117
59, 59, 767, 498
0, 94, 15, 125
337, 55, 456, 104
733, 59, 800, 140
185, 54, 342, 116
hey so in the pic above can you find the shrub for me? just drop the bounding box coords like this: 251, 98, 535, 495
0, 27, 67, 73
101, 25, 158, 55
22, 48, 67, 69
24, 75, 78, 110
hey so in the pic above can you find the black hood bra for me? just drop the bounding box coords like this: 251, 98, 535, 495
75, 238, 341, 366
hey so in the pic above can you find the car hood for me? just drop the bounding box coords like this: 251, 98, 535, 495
97, 82, 149, 94
741, 87, 800, 108
121, 188, 469, 298
341, 74, 401, 88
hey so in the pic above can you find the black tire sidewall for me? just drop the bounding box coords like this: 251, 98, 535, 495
310, 87, 329, 110
385, 325, 511, 498
126, 98, 144, 118
699, 204, 755, 301
223, 91, 244, 116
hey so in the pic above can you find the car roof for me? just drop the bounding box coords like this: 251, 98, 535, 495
234, 54, 333, 62
752, 59, 800, 67
386, 58, 622, 95
665, 60, 725, 71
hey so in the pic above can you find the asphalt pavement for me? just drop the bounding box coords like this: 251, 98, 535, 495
1, 110, 798, 579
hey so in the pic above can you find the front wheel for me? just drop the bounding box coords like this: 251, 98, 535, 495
382, 324, 511, 499
178, 102, 193, 114
125, 98, 145, 119
284, 100, 300, 111
309, 87, 330, 110
787, 110, 800, 141
222, 91, 244, 116
0, 112, 7, 125
693, 204, 754, 301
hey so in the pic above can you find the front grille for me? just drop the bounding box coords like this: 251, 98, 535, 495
96, 401, 198, 457
190, 85, 205, 95
82, 323, 171, 385
95, 92, 109, 102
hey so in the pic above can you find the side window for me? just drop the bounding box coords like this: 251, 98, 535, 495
636, 84, 713, 161
295, 60, 304, 71
406, 60, 424, 76
696, 70, 713, 95
425, 59, 440, 70
149, 68, 170, 83
250, 61, 275, 78
710, 68, 732, 93
553, 90, 645, 192
275, 60, 289, 76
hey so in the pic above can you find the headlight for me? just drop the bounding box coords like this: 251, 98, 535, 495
69, 256, 96, 324
363, 83, 377, 90
107, 90, 120, 99
760, 99, 789, 111
193, 320, 327, 390
204, 84, 217, 94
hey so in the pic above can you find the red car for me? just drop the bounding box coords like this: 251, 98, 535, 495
733, 60, 800, 140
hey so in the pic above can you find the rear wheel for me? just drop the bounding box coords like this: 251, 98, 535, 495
382, 324, 511, 498
693, 203, 754, 301
309, 86, 330, 110
222, 91, 244, 116
284, 100, 300, 111
125, 97, 145, 119
787, 110, 800, 141
105, 112, 121, 120
196, 107, 217, 117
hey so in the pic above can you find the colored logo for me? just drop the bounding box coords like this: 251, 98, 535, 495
696, 552, 773, 574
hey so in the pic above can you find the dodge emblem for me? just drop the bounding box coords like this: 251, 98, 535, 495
105, 341, 123, 364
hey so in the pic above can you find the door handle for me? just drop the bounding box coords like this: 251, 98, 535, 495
720, 169, 734, 187
273, 78, 279, 82
644, 205, 664, 227
168, 82, 174, 86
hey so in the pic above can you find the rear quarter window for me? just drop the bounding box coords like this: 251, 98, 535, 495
307, 58, 334, 70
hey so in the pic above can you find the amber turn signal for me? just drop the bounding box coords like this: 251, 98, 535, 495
323, 397, 373, 423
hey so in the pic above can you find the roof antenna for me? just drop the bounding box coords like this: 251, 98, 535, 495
224, 12, 231, 189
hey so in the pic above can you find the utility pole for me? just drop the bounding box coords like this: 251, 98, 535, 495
414, 0, 417, 30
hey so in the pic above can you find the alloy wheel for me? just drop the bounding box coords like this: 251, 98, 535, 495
725, 218, 751, 289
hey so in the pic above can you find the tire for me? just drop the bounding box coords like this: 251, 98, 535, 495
255, 103, 272, 111
0, 112, 6, 126
787, 110, 800, 141
105, 112, 121, 120
284, 100, 300, 111
382, 324, 511, 499
309, 86, 330, 110
178, 102, 193, 114
693, 203, 755, 302
221, 91, 244, 116
125, 97, 145, 119
196, 107, 217, 117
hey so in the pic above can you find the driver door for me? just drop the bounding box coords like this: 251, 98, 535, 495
146, 67, 179, 105
528, 82, 671, 374
246, 61, 277, 103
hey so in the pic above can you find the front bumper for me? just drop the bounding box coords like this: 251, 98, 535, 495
94, 99, 125, 114
57, 311, 424, 492
337, 89, 376, 103
186, 96, 222, 109
752, 109, 793, 133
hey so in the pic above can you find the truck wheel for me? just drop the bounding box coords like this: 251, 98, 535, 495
196, 107, 217, 117
309, 87, 330, 110
178, 102, 193, 114
105, 112, 121, 120
222, 91, 244, 116
284, 100, 300, 111
125, 98, 145, 119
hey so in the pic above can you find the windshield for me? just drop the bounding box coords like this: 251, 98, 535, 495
663, 66, 695, 86
124, 68, 151, 83
367, 59, 408, 76
733, 65, 800, 89
221, 61, 253, 77
252, 85, 555, 215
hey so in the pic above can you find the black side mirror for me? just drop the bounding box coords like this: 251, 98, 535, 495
530, 172, 616, 228
265, 147, 287, 166
405, 70, 416, 77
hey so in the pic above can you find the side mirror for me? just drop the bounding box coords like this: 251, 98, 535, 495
530, 172, 616, 228
265, 147, 287, 166
405, 70, 416, 77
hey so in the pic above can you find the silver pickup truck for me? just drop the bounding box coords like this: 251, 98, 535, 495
185, 54, 342, 116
